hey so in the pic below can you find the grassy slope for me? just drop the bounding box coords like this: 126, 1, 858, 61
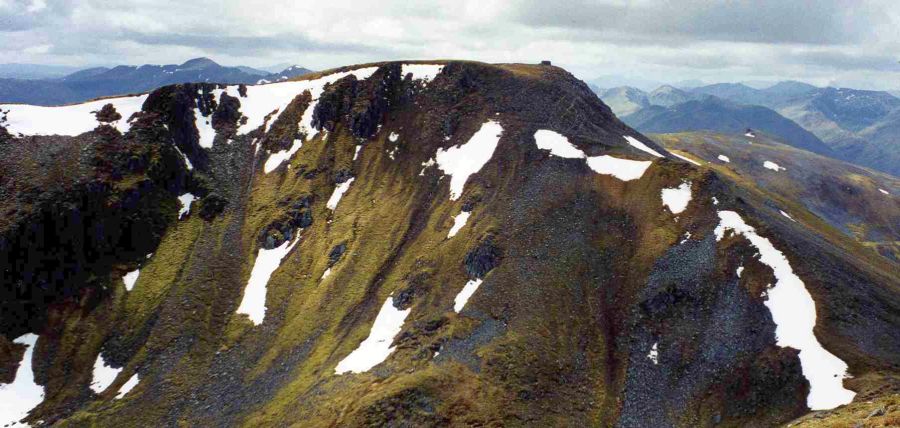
652, 131, 899, 262
2, 62, 897, 427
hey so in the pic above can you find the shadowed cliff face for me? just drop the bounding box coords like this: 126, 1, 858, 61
0, 61, 897, 427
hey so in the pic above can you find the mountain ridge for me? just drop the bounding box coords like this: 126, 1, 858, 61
0, 60, 897, 427
0, 58, 314, 106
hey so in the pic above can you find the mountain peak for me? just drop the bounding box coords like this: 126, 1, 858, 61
179, 57, 220, 69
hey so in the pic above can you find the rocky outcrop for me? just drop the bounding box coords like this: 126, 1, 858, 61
0, 61, 896, 428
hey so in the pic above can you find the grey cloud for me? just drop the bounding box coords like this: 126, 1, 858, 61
118, 31, 387, 56
512, 0, 885, 45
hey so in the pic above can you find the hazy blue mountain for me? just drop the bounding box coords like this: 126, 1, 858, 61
647, 85, 700, 107
0, 58, 313, 106
599, 86, 650, 116
235, 66, 270, 76
622, 96, 836, 157
0, 63, 82, 80
691, 83, 770, 105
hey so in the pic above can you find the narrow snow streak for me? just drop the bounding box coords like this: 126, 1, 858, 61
453, 279, 483, 313
0, 94, 148, 136
535, 130, 653, 181
236, 238, 299, 325
90, 353, 122, 394
123, 269, 140, 291
661, 182, 692, 214
624, 135, 664, 158
714, 210, 855, 410
447, 211, 471, 238
115, 374, 140, 400
0, 334, 44, 427
780, 210, 796, 222
878, 188, 888, 195
763, 161, 786, 171
435, 120, 503, 200
670, 151, 702, 166
178, 193, 195, 219
335, 297, 410, 374
648, 342, 659, 365
327, 178, 355, 211
718, 155, 730, 163
401, 64, 444, 83
174, 145, 193, 170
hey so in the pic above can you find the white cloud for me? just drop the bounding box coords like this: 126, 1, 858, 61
23, 43, 51, 54
0, 0, 897, 89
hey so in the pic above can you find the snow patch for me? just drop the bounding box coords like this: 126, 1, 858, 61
236, 238, 299, 325
327, 178, 355, 211
90, 353, 122, 394
335, 296, 410, 374
780, 210, 796, 222
178, 193, 195, 219
0, 94, 148, 136
435, 120, 503, 200
763, 161, 785, 171
388, 132, 399, 142
353, 145, 363, 161
264, 139, 303, 173
235, 67, 378, 136
712, 197, 719, 205
624, 135, 664, 158
661, 182, 692, 214
194, 108, 216, 148
586, 156, 652, 181
717, 155, 730, 163
878, 188, 889, 195
447, 211, 471, 238
647, 342, 659, 364
736, 266, 744, 277
419, 158, 436, 176
0, 334, 44, 428
714, 211, 855, 410
401, 64, 444, 83
532, 130, 657, 182
534, 130, 585, 159
115, 374, 139, 400
123, 269, 140, 291
321, 267, 332, 280
453, 279, 483, 313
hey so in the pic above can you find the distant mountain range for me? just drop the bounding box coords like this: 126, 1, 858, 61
0, 58, 313, 106
596, 81, 900, 176
0, 63, 82, 80
623, 97, 835, 157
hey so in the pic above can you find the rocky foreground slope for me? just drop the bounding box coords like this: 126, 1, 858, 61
0, 61, 898, 427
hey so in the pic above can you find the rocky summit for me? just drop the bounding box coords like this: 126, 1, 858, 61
0, 60, 898, 427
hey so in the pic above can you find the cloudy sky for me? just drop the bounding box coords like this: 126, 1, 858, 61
2, 0, 899, 89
